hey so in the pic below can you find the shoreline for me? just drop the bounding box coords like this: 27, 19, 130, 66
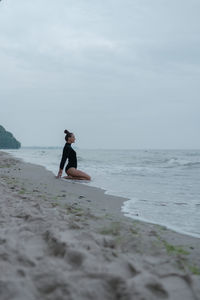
0, 151, 200, 299
5, 149, 200, 240
122, 209, 200, 240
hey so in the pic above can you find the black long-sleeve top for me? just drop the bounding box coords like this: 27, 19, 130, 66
59, 143, 77, 171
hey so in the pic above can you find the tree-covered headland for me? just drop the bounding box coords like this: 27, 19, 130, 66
0, 125, 21, 149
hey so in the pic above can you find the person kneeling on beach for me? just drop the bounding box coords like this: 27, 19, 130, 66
56, 129, 91, 181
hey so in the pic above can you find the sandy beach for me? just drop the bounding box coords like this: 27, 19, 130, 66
0, 151, 200, 300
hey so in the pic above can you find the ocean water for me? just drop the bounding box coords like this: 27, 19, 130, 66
4, 147, 200, 238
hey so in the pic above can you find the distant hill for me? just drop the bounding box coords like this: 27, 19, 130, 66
0, 125, 21, 149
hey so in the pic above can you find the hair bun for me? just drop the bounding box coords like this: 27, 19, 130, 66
64, 129, 69, 134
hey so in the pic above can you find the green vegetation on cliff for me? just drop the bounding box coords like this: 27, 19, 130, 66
0, 125, 21, 149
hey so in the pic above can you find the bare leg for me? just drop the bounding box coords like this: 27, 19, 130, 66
66, 168, 91, 181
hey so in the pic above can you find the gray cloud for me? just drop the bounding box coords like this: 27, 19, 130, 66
0, 0, 200, 148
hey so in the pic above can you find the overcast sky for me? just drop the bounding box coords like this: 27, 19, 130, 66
0, 0, 200, 149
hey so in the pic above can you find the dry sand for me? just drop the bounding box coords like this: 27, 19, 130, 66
0, 151, 200, 300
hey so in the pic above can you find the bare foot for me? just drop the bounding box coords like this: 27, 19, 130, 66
62, 176, 74, 180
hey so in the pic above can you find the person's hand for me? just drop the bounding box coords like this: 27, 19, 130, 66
56, 169, 62, 179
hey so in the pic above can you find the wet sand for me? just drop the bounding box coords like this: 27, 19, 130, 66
0, 151, 200, 300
